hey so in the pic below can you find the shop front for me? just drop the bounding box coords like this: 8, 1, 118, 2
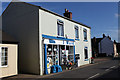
42, 35, 75, 74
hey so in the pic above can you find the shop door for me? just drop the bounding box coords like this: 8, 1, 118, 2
46, 45, 59, 74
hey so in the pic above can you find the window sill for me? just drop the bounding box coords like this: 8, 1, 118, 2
75, 39, 80, 41
57, 36, 65, 39
0, 65, 8, 68
84, 59, 88, 61
84, 40, 88, 42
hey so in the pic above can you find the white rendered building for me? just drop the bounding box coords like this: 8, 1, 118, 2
2, 1, 92, 75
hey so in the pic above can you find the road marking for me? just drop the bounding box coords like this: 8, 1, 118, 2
105, 66, 116, 72
86, 73, 100, 80
105, 68, 110, 71
110, 66, 116, 69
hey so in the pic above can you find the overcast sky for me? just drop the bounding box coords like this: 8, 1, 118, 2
0, 0, 119, 42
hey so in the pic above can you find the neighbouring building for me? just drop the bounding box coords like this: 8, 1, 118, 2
0, 30, 18, 78
2, 1, 92, 75
116, 43, 120, 54
92, 34, 117, 57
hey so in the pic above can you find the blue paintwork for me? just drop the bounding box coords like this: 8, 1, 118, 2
75, 39, 80, 41
44, 44, 48, 74
84, 59, 88, 61
85, 47, 88, 49
74, 46, 75, 62
84, 40, 88, 42
42, 34, 74, 41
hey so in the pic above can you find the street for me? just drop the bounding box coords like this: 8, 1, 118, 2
2, 57, 120, 80
43, 57, 120, 79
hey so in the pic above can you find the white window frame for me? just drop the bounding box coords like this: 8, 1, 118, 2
57, 19, 64, 37
84, 47, 88, 59
0, 47, 8, 67
75, 26, 79, 39
83, 28, 87, 41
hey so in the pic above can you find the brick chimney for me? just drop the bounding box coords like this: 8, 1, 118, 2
63, 9, 72, 19
108, 36, 111, 40
93, 37, 96, 42
103, 34, 106, 38
114, 40, 116, 43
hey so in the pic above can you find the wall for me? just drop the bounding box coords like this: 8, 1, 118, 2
99, 37, 114, 56
2, 2, 40, 74
0, 44, 17, 78
113, 43, 117, 56
39, 9, 92, 74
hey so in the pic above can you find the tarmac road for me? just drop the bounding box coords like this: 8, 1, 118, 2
2, 57, 120, 80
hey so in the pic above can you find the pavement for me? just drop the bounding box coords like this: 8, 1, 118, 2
2, 57, 120, 80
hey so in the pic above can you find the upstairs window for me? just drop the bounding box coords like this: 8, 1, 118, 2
1, 47, 8, 67
83, 28, 87, 41
84, 47, 88, 59
57, 20, 64, 37
75, 26, 79, 39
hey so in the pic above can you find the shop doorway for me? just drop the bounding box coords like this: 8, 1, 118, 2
44, 44, 74, 74
59, 45, 74, 69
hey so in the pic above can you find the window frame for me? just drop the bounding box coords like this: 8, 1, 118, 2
83, 28, 88, 41
0, 47, 8, 67
75, 25, 79, 40
57, 19, 64, 37
84, 47, 88, 60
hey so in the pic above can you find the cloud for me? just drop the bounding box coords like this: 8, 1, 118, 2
115, 13, 120, 18
104, 29, 118, 42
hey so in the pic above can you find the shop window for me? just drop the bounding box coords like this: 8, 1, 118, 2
84, 47, 88, 59
1, 47, 8, 67
75, 26, 79, 40
83, 28, 87, 41
57, 19, 64, 37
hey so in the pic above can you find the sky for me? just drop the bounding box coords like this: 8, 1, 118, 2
0, 1, 119, 42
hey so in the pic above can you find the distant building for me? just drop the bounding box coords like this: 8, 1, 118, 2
116, 43, 120, 54
91, 37, 102, 57
0, 30, 18, 78
92, 34, 117, 57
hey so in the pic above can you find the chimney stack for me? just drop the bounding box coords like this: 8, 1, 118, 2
93, 37, 96, 42
63, 9, 72, 19
114, 40, 116, 43
103, 34, 106, 38
108, 36, 111, 40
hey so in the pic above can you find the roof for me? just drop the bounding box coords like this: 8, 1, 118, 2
0, 30, 18, 44
96, 38, 103, 43
2, 0, 91, 29
91, 38, 103, 44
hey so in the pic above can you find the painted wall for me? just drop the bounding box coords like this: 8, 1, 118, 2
0, 44, 17, 78
39, 9, 92, 74
113, 43, 117, 56
98, 37, 114, 56
2, 2, 40, 75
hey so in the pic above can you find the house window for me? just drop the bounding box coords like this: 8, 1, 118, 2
83, 28, 87, 41
75, 26, 79, 39
84, 47, 88, 59
57, 20, 64, 37
1, 47, 8, 67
